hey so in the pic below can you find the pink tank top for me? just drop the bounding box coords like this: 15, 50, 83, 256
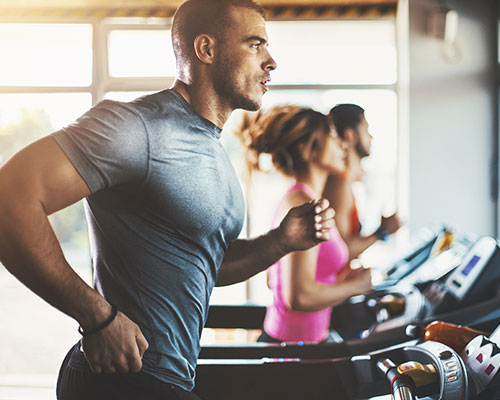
263, 183, 349, 343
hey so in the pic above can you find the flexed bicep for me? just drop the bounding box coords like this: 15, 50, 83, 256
0, 136, 90, 216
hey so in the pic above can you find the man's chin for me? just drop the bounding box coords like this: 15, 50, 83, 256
235, 97, 262, 112
355, 142, 370, 159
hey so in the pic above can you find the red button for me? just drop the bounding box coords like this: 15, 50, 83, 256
485, 364, 495, 376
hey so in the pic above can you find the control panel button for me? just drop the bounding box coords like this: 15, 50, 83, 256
439, 350, 453, 360
445, 361, 458, 371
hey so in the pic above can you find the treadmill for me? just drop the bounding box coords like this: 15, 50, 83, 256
377, 224, 452, 286
195, 306, 500, 399
195, 333, 473, 399
202, 224, 472, 333
383, 229, 477, 289
199, 236, 500, 361
340, 236, 500, 340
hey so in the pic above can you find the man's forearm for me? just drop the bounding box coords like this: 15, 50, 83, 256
217, 199, 334, 286
216, 228, 286, 286
0, 201, 111, 330
346, 233, 378, 260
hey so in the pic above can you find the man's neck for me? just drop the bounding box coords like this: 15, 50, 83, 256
346, 148, 364, 182
171, 79, 232, 129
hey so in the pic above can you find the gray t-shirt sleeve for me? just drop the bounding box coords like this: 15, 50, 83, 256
52, 100, 149, 193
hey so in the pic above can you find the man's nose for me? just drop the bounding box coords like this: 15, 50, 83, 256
264, 48, 277, 71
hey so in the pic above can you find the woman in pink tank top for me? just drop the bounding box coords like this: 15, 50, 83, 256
239, 105, 373, 343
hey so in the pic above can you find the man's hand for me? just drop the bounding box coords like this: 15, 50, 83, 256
81, 312, 149, 374
338, 264, 373, 294
380, 212, 403, 235
345, 267, 373, 294
217, 199, 336, 286
275, 198, 335, 253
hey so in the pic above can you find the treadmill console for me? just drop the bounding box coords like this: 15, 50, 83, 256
425, 237, 500, 315
398, 232, 477, 287
445, 237, 498, 299
382, 224, 447, 284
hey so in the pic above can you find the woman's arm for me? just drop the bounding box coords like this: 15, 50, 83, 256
282, 250, 372, 312
279, 190, 373, 312
324, 174, 379, 259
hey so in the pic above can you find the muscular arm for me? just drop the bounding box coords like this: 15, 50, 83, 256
217, 198, 334, 286
216, 229, 286, 286
0, 136, 147, 373
0, 137, 103, 323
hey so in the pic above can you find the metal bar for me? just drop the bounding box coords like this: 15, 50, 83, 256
104, 77, 175, 92
0, 86, 91, 93
267, 83, 396, 90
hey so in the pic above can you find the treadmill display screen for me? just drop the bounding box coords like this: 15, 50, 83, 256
461, 255, 480, 277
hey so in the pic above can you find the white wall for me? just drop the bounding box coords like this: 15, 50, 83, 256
407, 0, 497, 236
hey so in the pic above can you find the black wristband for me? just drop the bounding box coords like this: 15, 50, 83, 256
375, 226, 389, 241
78, 304, 118, 337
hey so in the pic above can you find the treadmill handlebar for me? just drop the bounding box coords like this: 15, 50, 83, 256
377, 358, 417, 400
406, 321, 488, 354
393, 385, 417, 400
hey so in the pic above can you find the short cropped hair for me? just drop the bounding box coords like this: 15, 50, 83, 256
329, 104, 365, 139
172, 0, 266, 61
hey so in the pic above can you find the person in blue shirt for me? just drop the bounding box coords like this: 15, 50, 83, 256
0, 1, 336, 399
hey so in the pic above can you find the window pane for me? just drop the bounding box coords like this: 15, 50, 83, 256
266, 20, 396, 85
0, 24, 92, 87
0, 93, 92, 391
108, 30, 175, 77
0, 93, 92, 163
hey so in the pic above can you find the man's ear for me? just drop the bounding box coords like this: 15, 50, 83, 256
344, 127, 358, 145
193, 34, 215, 64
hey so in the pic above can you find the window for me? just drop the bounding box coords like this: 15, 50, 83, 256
0, 16, 398, 394
0, 24, 92, 399
266, 20, 396, 85
225, 20, 398, 304
108, 30, 175, 77
0, 24, 92, 86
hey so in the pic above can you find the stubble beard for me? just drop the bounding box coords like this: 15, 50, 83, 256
212, 57, 262, 112
354, 138, 370, 158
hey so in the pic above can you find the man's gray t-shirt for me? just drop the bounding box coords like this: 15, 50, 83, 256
52, 89, 245, 390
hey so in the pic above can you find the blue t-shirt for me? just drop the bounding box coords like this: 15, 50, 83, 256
52, 89, 245, 390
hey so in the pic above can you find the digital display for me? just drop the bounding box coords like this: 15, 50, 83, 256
461, 255, 481, 277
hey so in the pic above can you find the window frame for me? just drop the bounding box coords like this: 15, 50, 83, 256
0, 15, 399, 304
